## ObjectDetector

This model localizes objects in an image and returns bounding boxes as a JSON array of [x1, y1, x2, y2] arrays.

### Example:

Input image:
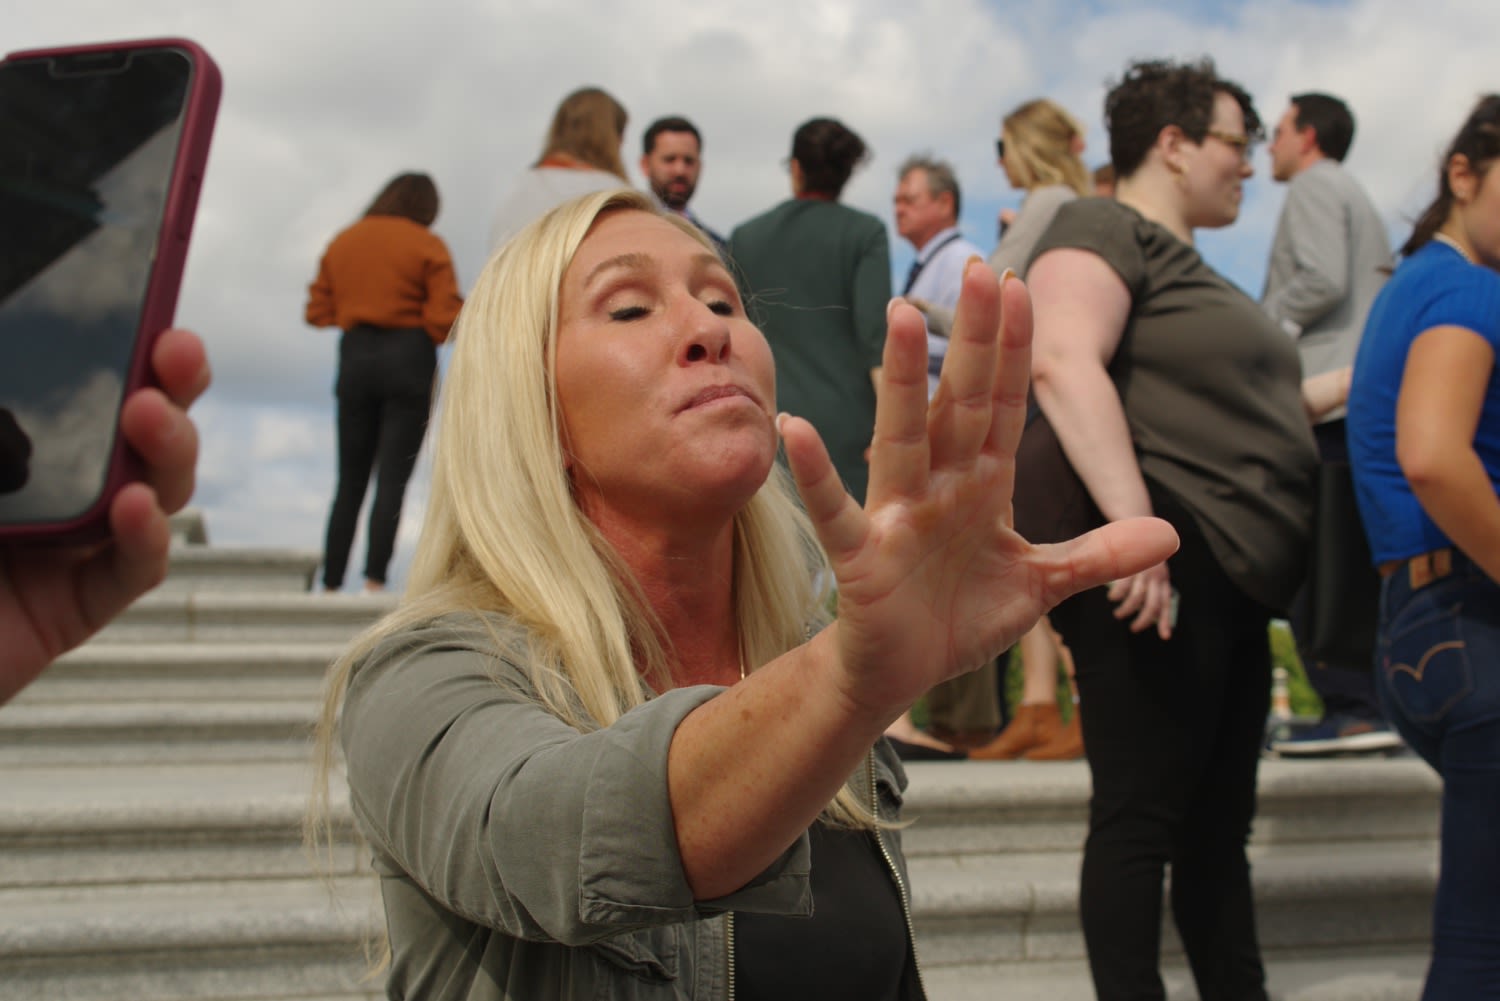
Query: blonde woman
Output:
[[991, 98, 1093, 276], [310, 189, 1174, 1000], [914, 98, 1091, 347], [967, 98, 1096, 761]]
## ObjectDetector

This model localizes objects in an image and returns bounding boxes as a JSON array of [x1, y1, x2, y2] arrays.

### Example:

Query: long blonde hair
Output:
[[310, 189, 872, 863], [1002, 98, 1091, 196]]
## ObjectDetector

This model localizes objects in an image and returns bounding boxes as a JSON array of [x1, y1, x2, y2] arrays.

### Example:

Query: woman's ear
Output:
[[1158, 124, 1188, 175], [1447, 153, 1478, 204]]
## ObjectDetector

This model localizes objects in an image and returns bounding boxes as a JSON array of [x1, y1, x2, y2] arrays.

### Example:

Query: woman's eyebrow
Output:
[[584, 253, 654, 288]]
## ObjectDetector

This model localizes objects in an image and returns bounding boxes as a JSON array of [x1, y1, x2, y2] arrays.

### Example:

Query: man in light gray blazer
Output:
[[1262, 92, 1397, 757]]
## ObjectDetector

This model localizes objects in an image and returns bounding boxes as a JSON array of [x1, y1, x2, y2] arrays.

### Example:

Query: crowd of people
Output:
[[4, 52, 1496, 1001]]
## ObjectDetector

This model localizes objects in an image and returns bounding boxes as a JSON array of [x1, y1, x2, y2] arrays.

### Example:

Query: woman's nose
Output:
[[680, 300, 731, 365]]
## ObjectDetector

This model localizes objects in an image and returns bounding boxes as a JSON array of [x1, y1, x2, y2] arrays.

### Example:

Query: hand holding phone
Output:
[[0, 325, 210, 705], [0, 37, 220, 542]]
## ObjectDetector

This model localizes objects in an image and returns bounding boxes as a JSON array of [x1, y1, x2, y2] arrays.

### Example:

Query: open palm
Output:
[[781, 267, 1177, 718]]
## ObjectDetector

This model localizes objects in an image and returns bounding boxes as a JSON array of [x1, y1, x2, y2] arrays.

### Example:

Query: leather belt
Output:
[[1377, 547, 1454, 589]]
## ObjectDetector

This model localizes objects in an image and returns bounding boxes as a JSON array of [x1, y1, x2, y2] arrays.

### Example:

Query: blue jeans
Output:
[[1375, 550, 1500, 1000]]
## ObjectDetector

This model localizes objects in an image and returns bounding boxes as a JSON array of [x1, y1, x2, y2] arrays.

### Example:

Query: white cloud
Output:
[[11, 0, 1498, 585]]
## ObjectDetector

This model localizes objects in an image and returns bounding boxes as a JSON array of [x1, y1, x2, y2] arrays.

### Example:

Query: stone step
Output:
[[908, 842, 1436, 972], [0, 876, 381, 1001], [15, 643, 341, 705], [159, 545, 322, 595], [0, 849, 1431, 1001], [0, 757, 1439, 887], [899, 758, 1441, 856], [0, 700, 321, 765], [99, 592, 395, 644], [922, 947, 1429, 1001], [0, 762, 360, 889]]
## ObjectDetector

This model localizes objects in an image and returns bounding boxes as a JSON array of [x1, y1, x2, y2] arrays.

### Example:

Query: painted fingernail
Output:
[[962, 255, 985, 279], [775, 412, 788, 436], [886, 296, 906, 321], [997, 267, 1016, 285]]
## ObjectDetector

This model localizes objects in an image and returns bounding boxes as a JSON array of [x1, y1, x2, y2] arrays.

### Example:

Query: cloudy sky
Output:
[[12, 0, 1498, 588]]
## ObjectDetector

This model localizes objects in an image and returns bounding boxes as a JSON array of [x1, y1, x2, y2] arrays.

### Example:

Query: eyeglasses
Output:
[[995, 138, 1005, 160], [1205, 129, 1254, 162]]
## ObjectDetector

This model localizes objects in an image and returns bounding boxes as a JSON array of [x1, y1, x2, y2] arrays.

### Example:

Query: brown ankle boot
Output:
[[968, 703, 1062, 760], [1024, 709, 1084, 761]]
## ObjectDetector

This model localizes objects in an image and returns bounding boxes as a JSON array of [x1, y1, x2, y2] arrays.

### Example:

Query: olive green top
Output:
[[729, 198, 891, 504], [339, 612, 916, 1000], [1033, 198, 1317, 610]]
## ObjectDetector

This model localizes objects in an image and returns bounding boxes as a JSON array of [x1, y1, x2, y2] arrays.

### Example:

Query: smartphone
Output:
[[0, 37, 220, 542]]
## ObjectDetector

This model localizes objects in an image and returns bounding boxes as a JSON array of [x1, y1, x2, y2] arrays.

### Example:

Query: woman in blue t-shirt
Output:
[[1346, 94, 1500, 1001]]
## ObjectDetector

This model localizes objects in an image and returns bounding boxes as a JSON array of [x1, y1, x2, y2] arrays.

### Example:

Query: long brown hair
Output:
[[537, 87, 629, 180], [364, 172, 439, 226], [1401, 94, 1500, 258]]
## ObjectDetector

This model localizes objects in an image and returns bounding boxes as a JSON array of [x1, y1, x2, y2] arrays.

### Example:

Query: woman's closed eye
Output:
[[608, 304, 650, 322], [706, 299, 735, 317]]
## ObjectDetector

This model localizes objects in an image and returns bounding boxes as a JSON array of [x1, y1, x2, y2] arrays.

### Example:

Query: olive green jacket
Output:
[[340, 613, 920, 1000]]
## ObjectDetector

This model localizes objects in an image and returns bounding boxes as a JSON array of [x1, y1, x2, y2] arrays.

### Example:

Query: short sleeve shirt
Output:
[[1347, 240, 1500, 563], [1031, 198, 1317, 609]]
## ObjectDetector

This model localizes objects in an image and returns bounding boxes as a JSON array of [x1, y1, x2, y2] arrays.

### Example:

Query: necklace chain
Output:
[[1434, 232, 1475, 264]]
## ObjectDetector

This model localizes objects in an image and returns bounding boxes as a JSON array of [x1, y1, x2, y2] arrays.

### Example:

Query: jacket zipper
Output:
[[725, 910, 736, 1001], [869, 749, 927, 999], [725, 753, 920, 1000]]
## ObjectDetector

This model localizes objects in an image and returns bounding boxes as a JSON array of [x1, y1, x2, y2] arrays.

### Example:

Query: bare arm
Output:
[[1026, 248, 1175, 638], [668, 266, 1179, 898], [1395, 325, 1500, 581]]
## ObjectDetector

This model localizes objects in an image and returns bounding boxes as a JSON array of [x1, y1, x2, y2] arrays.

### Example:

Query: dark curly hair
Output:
[[791, 117, 869, 198], [1401, 94, 1500, 257], [1104, 58, 1262, 180]]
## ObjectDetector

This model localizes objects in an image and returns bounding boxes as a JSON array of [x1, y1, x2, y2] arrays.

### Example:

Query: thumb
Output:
[[1033, 517, 1178, 609]]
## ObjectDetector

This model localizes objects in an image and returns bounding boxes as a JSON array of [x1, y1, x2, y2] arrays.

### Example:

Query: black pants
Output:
[[1050, 496, 1271, 1001], [322, 325, 435, 589], [1287, 420, 1382, 718]]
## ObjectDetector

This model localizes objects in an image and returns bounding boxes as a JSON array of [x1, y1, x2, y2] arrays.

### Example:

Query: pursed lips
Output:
[[679, 383, 758, 412]]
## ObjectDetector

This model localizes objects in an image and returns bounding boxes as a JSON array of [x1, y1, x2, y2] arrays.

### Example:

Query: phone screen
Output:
[[0, 46, 194, 524]]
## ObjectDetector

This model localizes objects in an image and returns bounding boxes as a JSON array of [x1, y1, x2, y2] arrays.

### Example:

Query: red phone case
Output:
[[0, 37, 221, 543]]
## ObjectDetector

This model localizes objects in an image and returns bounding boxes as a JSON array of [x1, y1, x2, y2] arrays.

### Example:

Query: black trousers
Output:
[[322, 325, 435, 589], [1287, 420, 1382, 718], [1049, 495, 1272, 1001]]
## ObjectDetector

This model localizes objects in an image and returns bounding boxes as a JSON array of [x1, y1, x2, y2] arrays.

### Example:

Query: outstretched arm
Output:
[[667, 263, 1178, 898], [0, 328, 210, 703]]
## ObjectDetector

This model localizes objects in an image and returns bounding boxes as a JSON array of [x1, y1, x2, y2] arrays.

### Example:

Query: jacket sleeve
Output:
[[421, 237, 465, 345], [1262, 171, 1349, 332], [341, 632, 813, 947], [305, 251, 338, 328]]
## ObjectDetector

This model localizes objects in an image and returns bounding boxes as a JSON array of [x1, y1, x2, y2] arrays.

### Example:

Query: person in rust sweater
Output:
[[306, 172, 462, 593]]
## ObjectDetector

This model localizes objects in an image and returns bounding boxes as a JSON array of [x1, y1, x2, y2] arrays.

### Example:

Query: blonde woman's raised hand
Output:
[[779, 264, 1177, 720]]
